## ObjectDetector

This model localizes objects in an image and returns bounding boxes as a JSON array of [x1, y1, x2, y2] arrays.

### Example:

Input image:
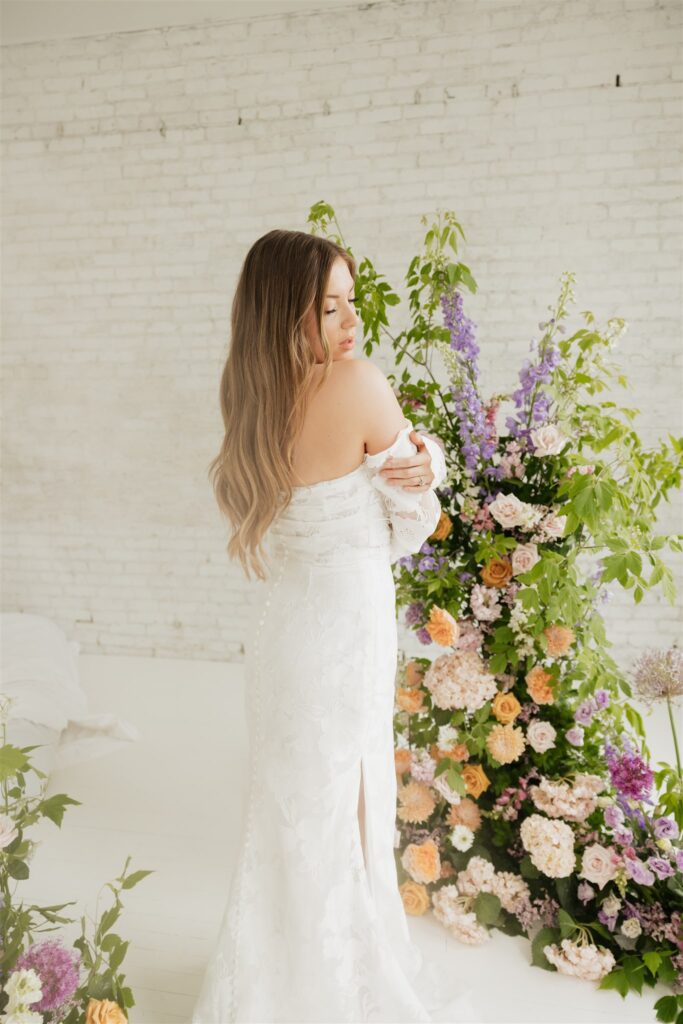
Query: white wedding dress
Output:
[[192, 419, 451, 1024]]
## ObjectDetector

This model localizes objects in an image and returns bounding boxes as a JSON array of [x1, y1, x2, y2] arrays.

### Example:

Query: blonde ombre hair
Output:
[[207, 229, 357, 582]]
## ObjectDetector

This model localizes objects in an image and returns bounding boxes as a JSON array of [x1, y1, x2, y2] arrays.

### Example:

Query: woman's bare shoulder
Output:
[[341, 359, 407, 453]]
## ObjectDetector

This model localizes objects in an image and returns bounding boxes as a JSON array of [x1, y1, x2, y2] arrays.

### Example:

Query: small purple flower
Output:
[[613, 827, 634, 847], [604, 738, 654, 802], [15, 939, 81, 1012], [604, 804, 625, 829], [647, 856, 675, 880], [594, 688, 610, 710], [597, 908, 618, 932], [676, 849, 683, 872], [404, 602, 425, 626], [577, 881, 595, 903], [416, 627, 432, 645], [654, 817, 678, 840], [574, 700, 595, 726], [624, 857, 656, 887], [566, 725, 584, 747]]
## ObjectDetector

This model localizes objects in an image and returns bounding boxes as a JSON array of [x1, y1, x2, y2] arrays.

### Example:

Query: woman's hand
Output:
[[378, 429, 436, 492]]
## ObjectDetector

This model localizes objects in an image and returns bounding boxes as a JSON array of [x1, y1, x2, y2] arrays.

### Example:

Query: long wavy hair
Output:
[[207, 229, 357, 582]]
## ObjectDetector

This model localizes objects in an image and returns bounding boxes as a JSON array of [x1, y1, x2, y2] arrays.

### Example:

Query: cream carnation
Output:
[[431, 885, 490, 945]]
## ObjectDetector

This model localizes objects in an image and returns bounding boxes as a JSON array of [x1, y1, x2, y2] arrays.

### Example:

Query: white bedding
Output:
[[1, 612, 139, 774]]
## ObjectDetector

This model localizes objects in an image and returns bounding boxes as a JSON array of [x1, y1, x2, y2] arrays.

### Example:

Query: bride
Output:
[[192, 229, 449, 1023]]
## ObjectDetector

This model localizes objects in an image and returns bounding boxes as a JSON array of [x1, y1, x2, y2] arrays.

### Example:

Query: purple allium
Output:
[[647, 856, 675, 880], [632, 645, 683, 705], [566, 725, 584, 746], [604, 738, 654, 802], [15, 939, 81, 1012], [654, 816, 678, 840], [404, 601, 426, 626]]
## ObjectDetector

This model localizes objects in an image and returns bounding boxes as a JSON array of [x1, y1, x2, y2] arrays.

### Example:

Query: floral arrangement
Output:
[[0, 694, 152, 1022], [308, 203, 683, 1020]]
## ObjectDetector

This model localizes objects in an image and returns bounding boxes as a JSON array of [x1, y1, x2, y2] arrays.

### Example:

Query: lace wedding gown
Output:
[[192, 419, 450, 1024]]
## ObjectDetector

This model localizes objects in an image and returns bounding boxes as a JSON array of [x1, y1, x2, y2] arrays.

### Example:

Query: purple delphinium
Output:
[[505, 332, 562, 449], [440, 288, 497, 479], [15, 939, 81, 1012], [604, 737, 654, 802]]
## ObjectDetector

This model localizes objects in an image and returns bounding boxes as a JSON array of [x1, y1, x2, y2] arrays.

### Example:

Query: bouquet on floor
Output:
[[0, 693, 152, 1023], [307, 203, 683, 1017]]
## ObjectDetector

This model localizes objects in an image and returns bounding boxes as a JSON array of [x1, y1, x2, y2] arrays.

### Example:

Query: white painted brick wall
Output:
[[2, 0, 681, 673]]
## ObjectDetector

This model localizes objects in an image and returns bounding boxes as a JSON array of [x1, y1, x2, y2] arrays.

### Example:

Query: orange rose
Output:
[[430, 509, 453, 541], [399, 879, 431, 915], [425, 605, 460, 647], [461, 763, 490, 799], [525, 665, 555, 705], [543, 624, 575, 657], [429, 741, 469, 763], [396, 688, 425, 713], [401, 838, 441, 884], [491, 690, 521, 724], [404, 660, 425, 688], [86, 1000, 128, 1024], [480, 557, 513, 588], [394, 748, 412, 775]]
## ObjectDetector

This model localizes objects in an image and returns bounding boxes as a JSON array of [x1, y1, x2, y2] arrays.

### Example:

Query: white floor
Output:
[[16, 654, 672, 1024]]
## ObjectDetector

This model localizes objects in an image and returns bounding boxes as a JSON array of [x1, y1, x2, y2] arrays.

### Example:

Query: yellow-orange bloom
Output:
[[425, 605, 460, 647], [399, 879, 431, 915], [461, 763, 491, 799], [492, 690, 521, 724], [430, 509, 453, 541], [543, 624, 576, 657], [446, 797, 482, 832], [397, 780, 437, 823], [396, 688, 426, 713], [403, 660, 425, 688], [526, 665, 556, 705], [429, 741, 469, 763], [86, 1001, 128, 1024], [394, 748, 412, 775], [480, 556, 513, 589], [402, 839, 441, 884], [486, 723, 526, 765]]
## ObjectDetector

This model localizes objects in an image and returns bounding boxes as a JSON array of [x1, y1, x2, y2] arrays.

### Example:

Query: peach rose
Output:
[[396, 688, 425, 713], [394, 748, 412, 775], [461, 763, 490, 799], [86, 1000, 128, 1024], [491, 690, 521, 724], [430, 509, 453, 541], [543, 624, 575, 657], [425, 606, 460, 647], [401, 839, 441, 884], [480, 557, 513, 589], [399, 879, 431, 915], [429, 742, 469, 763], [511, 542, 540, 577], [526, 665, 555, 705], [404, 660, 425, 688]]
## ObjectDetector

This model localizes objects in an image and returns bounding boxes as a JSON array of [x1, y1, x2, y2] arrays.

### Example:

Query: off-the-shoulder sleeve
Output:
[[365, 419, 447, 563]]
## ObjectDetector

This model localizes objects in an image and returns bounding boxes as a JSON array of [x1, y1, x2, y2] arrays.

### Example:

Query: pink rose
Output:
[[488, 493, 541, 531], [578, 843, 620, 889], [530, 424, 567, 456], [526, 719, 557, 754], [511, 542, 540, 577]]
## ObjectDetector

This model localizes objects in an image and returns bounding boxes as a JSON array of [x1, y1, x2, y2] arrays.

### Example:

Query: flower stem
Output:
[[666, 695, 682, 785]]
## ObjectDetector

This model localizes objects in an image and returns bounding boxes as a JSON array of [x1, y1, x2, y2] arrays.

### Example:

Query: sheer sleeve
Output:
[[364, 419, 447, 563]]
